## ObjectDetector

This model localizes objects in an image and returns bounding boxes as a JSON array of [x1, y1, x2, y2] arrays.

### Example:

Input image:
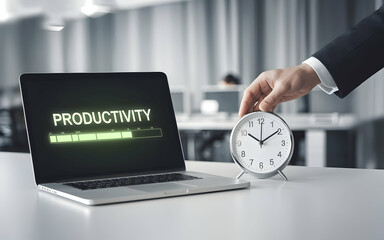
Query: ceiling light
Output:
[[43, 24, 64, 31], [42, 16, 64, 31], [81, 0, 113, 18], [0, 0, 12, 22]]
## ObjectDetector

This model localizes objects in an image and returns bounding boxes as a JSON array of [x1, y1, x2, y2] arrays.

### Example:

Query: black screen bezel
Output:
[[20, 72, 186, 185]]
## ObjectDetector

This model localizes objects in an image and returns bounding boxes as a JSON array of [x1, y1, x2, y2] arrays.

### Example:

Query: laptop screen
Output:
[[20, 72, 185, 184]]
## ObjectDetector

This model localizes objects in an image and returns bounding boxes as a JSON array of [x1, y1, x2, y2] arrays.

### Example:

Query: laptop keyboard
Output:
[[64, 173, 201, 190]]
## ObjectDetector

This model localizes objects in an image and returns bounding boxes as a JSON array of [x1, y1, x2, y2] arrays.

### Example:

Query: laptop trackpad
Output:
[[129, 182, 197, 193]]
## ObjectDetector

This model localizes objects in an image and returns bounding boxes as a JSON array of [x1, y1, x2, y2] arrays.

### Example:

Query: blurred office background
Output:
[[0, 0, 383, 168]]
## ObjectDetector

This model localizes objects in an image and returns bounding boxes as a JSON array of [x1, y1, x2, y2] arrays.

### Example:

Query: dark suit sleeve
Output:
[[313, 5, 384, 98]]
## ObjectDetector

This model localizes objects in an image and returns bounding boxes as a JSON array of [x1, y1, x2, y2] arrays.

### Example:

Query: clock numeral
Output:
[[281, 140, 285, 146], [250, 159, 254, 165], [270, 159, 274, 165], [248, 121, 254, 128], [259, 162, 264, 169], [277, 128, 282, 135], [241, 151, 246, 157], [278, 151, 282, 158], [271, 121, 274, 128], [237, 140, 241, 147], [241, 130, 247, 136], [258, 118, 265, 125]]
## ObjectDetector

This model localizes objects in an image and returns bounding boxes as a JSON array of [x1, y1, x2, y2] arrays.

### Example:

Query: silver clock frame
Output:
[[230, 111, 294, 181]]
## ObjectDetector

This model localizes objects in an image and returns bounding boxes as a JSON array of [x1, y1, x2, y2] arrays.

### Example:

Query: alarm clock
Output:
[[230, 111, 294, 180]]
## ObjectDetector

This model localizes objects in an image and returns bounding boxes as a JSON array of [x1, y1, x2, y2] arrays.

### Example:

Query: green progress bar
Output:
[[49, 128, 162, 144]]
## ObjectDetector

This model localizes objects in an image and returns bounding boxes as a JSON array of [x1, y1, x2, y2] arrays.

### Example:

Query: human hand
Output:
[[239, 64, 321, 116]]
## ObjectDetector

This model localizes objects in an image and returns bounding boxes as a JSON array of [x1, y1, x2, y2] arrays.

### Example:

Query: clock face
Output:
[[230, 112, 294, 178]]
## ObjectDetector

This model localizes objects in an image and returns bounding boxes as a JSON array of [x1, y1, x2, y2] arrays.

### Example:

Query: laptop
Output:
[[19, 72, 249, 205]]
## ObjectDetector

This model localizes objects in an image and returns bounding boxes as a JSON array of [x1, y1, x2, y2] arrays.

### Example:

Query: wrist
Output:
[[302, 57, 339, 94], [300, 63, 321, 87]]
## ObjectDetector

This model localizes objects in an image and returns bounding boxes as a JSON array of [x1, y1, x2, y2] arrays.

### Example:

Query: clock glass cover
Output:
[[230, 111, 294, 179]]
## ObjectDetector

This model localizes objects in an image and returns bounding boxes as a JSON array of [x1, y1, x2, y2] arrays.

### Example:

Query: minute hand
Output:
[[262, 130, 279, 143]]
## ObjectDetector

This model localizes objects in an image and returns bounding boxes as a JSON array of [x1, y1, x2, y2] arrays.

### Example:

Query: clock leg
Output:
[[236, 170, 246, 179], [278, 170, 288, 181]]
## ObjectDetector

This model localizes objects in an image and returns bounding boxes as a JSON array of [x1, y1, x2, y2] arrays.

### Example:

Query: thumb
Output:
[[259, 86, 286, 112]]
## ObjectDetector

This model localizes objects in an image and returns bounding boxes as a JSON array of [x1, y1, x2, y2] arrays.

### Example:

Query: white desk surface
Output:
[[1, 152, 384, 240]]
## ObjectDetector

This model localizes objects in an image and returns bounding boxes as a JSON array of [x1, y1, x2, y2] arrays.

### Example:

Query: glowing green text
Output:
[[52, 109, 151, 127]]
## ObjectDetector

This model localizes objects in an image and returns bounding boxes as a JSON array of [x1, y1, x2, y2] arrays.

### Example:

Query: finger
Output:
[[253, 95, 265, 111], [238, 85, 260, 117], [259, 84, 288, 112], [238, 73, 267, 116], [255, 98, 277, 112], [258, 96, 278, 112]]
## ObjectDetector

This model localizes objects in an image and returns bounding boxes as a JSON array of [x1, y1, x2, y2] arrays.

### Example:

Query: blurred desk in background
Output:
[[177, 113, 356, 168]]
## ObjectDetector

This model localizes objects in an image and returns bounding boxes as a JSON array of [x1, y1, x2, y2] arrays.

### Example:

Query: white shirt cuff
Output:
[[303, 57, 339, 94]]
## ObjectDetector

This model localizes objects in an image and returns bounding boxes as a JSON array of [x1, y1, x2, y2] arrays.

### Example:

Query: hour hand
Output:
[[248, 133, 260, 142]]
